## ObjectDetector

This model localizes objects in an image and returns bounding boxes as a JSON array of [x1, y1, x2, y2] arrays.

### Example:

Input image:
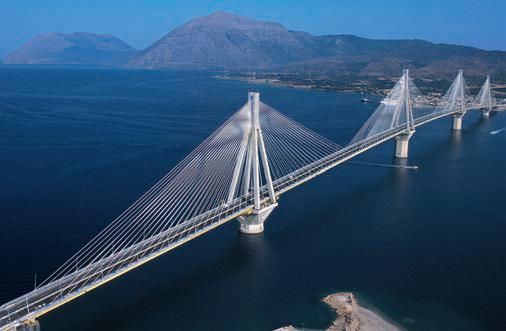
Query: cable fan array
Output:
[[32, 99, 341, 303], [431, 70, 471, 115], [349, 70, 422, 145], [260, 102, 342, 182], [472, 76, 495, 109]]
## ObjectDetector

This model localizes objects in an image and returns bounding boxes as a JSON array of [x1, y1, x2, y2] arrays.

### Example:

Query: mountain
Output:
[[3, 12, 506, 78], [129, 11, 506, 78], [3, 32, 135, 66], [128, 11, 323, 70]]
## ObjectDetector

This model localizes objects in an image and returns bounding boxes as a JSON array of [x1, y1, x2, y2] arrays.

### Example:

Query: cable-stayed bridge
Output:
[[1, 70, 504, 330]]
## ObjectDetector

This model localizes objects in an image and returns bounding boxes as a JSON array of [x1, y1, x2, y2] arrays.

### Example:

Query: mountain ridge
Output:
[[127, 11, 506, 78], [4, 11, 506, 78]]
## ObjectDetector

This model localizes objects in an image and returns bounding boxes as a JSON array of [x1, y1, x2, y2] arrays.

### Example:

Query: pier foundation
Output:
[[481, 108, 491, 117], [452, 113, 465, 130], [238, 203, 277, 234], [394, 132, 413, 158]]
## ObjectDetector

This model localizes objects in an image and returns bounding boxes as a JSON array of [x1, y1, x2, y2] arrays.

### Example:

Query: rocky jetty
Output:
[[323, 293, 361, 331], [275, 292, 401, 331]]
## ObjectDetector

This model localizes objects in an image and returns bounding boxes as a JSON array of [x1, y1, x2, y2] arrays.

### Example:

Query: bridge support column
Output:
[[394, 132, 413, 158], [16, 320, 40, 331], [235, 92, 278, 234], [481, 108, 492, 117], [238, 203, 277, 234], [452, 113, 465, 130]]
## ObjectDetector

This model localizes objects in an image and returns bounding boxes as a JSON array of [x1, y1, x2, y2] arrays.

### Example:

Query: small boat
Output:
[[361, 98, 372, 103]]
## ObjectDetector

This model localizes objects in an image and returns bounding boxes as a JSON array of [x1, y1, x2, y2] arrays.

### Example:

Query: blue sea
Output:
[[0, 68, 505, 330]]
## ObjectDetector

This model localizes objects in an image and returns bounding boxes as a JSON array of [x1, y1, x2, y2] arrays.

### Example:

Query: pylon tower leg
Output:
[[235, 92, 278, 234]]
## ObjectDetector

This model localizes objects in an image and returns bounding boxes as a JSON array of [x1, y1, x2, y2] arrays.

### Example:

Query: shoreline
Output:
[[214, 75, 388, 96], [216, 74, 506, 100], [275, 292, 401, 331]]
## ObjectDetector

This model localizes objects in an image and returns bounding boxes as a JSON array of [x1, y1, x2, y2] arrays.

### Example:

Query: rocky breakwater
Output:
[[275, 292, 401, 331], [323, 292, 361, 331]]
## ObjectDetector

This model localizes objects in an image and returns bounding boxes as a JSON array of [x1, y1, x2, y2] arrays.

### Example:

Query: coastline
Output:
[[275, 292, 401, 331], [216, 74, 506, 100], [214, 75, 389, 96]]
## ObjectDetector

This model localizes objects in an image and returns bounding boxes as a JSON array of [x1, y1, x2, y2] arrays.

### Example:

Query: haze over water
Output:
[[0, 68, 505, 330]]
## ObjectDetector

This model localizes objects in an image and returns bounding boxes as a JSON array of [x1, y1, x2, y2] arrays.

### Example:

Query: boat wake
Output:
[[490, 127, 506, 135], [350, 161, 419, 170]]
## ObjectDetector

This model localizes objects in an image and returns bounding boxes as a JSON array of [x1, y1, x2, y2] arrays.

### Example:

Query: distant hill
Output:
[[128, 11, 506, 78], [3, 32, 135, 66]]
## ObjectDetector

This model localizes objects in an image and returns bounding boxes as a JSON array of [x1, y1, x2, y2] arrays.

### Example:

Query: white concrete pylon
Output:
[[403, 69, 415, 133], [237, 92, 277, 233], [452, 69, 467, 131], [477, 75, 494, 117], [393, 69, 415, 158]]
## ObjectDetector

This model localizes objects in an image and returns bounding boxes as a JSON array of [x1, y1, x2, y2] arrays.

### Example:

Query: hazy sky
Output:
[[2, 0, 505, 58]]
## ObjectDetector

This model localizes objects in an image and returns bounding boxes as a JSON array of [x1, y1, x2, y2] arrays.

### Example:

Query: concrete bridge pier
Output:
[[481, 108, 492, 117], [16, 320, 40, 331], [452, 112, 465, 130], [394, 132, 413, 158], [238, 203, 277, 234]]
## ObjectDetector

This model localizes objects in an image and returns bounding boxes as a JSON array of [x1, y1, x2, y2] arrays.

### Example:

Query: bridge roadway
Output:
[[2, 104, 492, 330]]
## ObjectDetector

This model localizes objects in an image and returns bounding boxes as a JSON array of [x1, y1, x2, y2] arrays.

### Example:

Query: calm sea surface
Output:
[[0, 68, 505, 330]]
